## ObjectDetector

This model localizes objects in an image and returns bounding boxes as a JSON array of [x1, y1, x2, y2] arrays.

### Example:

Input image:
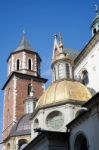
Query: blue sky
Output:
[[0, 0, 98, 147]]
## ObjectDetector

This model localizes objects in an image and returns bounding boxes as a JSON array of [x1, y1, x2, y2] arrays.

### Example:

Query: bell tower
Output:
[[2, 32, 47, 140]]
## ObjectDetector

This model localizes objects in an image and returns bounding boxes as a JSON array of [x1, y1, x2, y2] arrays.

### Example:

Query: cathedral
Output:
[[2, 6, 99, 150]]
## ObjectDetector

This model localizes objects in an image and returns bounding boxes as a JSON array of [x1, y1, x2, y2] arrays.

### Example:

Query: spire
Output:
[[52, 34, 60, 60], [30, 79, 35, 97], [15, 31, 34, 51], [59, 33, 64, 51]]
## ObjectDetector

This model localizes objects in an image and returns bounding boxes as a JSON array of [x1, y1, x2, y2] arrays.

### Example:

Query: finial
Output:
[[94, 4, 99, 16], [30, 79, 35, 97], [59, 32, 63, 49]]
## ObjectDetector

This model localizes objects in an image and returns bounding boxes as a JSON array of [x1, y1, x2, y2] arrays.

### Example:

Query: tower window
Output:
[[82, 70, 89, 85], [17, 59, 20, 70], [66, 64, 70, 78], [28, 84, 31, 95], [58, 64, 63, 79], [28, 59, 32, 70]]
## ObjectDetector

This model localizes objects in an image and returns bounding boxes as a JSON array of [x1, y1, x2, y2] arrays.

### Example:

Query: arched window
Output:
[[18, 139, 27, 150], [6, 143, 10, 150], [66, 63, 70, 78], [46, 111, 64, 130], [74, 133, 88, 150], [34, 118, 39, 129], [28, 84, 31, 95], [26, 101, 32, 113], [82, 70, 89, 85], [17, 59, 20, 70], [28, 59, 32, 70], [58, 64, 63, 79]]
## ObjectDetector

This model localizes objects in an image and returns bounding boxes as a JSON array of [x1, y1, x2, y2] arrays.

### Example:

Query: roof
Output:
[[15, 32, 35, 52], [36, 79, 91, 108], [10, 114, 31, 136], [63, 48, 79, 60]]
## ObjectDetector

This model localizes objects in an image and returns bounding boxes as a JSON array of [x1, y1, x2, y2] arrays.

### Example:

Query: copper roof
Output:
[[10, 114, 31, 136]]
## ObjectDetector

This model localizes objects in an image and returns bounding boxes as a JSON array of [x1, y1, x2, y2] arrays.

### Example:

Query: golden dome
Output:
[[36, 80, 91, 108]]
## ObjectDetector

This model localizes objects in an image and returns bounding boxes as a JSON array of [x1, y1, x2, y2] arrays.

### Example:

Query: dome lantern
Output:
[[51, 33, 73, 82]]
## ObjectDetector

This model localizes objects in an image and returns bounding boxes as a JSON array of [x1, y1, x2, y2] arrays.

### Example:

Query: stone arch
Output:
[[34, 118, 39, 129], [46, 110, 64, 130], [74, 132, 89, 150], [81, 69, 89, 85], [18, 139, 28, 150], [6, 143, 10, 150]]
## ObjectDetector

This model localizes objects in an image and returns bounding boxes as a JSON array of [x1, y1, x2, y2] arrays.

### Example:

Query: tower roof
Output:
[[15, 31, 34, 51]]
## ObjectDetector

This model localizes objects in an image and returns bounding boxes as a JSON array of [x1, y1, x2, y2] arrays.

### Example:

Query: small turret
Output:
[[91, 4, 99, 36]]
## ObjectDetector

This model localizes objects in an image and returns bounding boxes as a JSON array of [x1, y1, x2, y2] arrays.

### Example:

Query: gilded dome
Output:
[[36, 80, 91, 108]]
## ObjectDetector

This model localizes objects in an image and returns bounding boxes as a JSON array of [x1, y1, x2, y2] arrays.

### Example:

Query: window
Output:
[[27, 102, 32, 113], [6, 143, 10, 150], [58, 64, 63, 79], [28, 59, 32, 70], [18, 139, 27, 150], [82, 70, 89, 85], [66, 63, 70, 78], [46, 111, 64, 130], [17, 59, 20, 70], [74, 133, 88, 150], [34, 118, 39, 128], [28, 84, 31, 95]]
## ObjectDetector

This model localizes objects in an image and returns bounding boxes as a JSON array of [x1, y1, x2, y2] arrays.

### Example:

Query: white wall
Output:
[[31, 103, 81, 139], [74, 41, 99, 94]]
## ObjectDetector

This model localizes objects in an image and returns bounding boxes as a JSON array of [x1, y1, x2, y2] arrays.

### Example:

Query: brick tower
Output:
[[2, 32, 47, 140]]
